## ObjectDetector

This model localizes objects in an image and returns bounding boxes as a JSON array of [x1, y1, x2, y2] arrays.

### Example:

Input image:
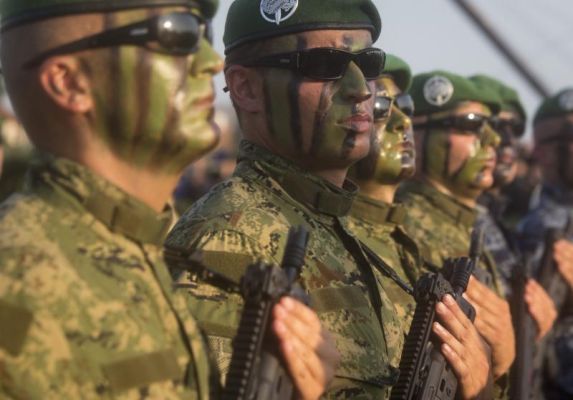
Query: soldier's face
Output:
[[492, 110, 520, 187], [534, 114, 573, 188], [422, 101, 500, 198], [257, 29, 375, 171], [371, 76, 415, 184], [88, 6, 223, 172]]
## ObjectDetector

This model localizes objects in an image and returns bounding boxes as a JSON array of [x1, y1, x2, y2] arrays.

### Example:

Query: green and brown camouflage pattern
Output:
[[395, 180, 509, 399], [0, 156, 214, 399], [166, 141, 404, 399], [348, 194, 429, 338]]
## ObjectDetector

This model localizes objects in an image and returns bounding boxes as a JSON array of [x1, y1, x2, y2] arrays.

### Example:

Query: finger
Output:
[[433, 321, 464, 356], [435, 297, 471, 343], [273, 301, 322, 349], [441, 343, 470, 383], [274, 318, 326, 395]]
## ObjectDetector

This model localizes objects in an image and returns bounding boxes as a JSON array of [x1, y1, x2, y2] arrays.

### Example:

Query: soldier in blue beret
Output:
[[519, 88, 573, 399], [0, 0, 337, 398]]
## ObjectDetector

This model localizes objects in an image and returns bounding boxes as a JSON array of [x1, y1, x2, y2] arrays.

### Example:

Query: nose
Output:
[[388, 105, 412, 135], [481, 123, 501, 148], [190, 38, 224, 76], [338, 61, 372, 103]]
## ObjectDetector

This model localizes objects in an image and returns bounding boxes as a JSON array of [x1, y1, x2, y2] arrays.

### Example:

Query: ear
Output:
[[38, 56, 94, 114], [224, 65, 264, 113]]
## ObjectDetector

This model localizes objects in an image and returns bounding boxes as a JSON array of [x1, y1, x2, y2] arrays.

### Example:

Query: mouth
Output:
[[191, 95, 216, 112], [338, 113, 373, 133]]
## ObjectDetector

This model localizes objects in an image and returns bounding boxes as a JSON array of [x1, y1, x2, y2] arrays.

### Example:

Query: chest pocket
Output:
[[101, 349, 183, 393], [310, 285, 399, 391]]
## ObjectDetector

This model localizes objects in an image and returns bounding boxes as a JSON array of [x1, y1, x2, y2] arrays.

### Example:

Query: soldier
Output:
[[519, 88, 573, 399], [471, 75, 557, 334], [0, 0, 337, 398], [396, 71, 516, 398], [347, 56, 492, 398], [165, 0, 418, 397]]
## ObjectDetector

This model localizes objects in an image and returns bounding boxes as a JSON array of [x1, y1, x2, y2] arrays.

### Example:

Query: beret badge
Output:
[[424, 75, 454, 107], [558, 90, 573, 112], [260, 0, 299, 25]]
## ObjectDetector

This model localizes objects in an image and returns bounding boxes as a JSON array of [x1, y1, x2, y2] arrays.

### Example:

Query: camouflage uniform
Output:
[[396, 180, 509, 399], [347, 194, 426, 335], [166, 141, 404, 399], [519, 185, 573, 399], [0, 157, 214, 399], [475, 193, 520, 298]]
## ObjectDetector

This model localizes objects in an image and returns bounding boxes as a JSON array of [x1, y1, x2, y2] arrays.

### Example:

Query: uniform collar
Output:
[[351, 193, 407, 225], [400, 180, 477, 228], [236, 141, 357, 217], [27, 155, 173, 245]]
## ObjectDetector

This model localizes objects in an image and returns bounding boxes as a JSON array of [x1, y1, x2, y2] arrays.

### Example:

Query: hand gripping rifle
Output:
[[536, 216, 573, 312], [390, 228, 483, 400], [509, 252, 536, 400], [222, 226, 310, 400]]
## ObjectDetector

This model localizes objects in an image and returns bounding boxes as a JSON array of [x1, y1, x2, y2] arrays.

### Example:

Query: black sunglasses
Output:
[[374, 93, 415, 120], [489, 116, 525, 137], [415, 113, 490, 134], [24, 12, 209, 68], [239, 47, 386, 81]]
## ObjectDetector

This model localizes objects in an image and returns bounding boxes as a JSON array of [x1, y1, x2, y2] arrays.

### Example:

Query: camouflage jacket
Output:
[[519, 185, 573, 398], [166, 141, 404, 399], [347, 194, 425, 335], [396, 181, 505, 296], [396, 180, 509, 399], [0, 157, 213, 400]]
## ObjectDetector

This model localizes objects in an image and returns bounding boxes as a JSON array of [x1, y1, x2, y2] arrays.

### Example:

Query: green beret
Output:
[[409, 70, 502, 116], [0, 0, 218, 30], [223, 0, 381, 54], [382, 54, 412, 92], [470, 74, 526, 123], [534, 88, 573, 124]]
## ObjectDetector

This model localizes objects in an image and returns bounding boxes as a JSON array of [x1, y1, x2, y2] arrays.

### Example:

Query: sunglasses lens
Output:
[[157, 13, 202, 54], [457, 114, 486, 132], [374, 96, 392, 120], [355, 49, 384, 79], [300, 49, 347, 80], [396, 94, 414, 117]]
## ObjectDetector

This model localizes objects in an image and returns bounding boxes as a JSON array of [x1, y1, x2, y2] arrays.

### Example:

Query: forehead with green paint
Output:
[[419, 100, 500, 199], [85, 6, 222, 172], [256, 29, 375, 171]]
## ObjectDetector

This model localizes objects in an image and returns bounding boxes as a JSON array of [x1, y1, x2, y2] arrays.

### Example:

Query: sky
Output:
[[210, 0, 573, 141]]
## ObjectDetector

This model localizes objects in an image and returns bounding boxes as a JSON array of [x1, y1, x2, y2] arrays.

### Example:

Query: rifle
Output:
[[390, 228, 483, 400], [222, 226, 310, 400], [536, 217, 573, 312], [509, 253, 536, 400]]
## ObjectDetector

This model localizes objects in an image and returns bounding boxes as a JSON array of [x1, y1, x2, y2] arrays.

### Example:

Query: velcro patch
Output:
[[0, 300, 33, 356]]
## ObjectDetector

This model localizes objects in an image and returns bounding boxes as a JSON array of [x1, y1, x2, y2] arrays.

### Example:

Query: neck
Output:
[[424, 176, 477, 208], [357, 180, 395, 203], [66, 141, 179, 213], [309, 168, 348, 188]]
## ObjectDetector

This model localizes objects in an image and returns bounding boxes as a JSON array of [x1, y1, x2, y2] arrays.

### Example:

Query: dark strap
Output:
[[359, 242, 414, 296]]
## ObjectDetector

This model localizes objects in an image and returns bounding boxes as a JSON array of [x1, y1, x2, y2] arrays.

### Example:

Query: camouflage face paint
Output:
[[260, 30, 373, 169], [370, 77, 415, 184], [87, 7, 222, 173]]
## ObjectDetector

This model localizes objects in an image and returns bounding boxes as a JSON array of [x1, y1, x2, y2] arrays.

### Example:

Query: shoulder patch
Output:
[[424, 75, 454, 107]]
